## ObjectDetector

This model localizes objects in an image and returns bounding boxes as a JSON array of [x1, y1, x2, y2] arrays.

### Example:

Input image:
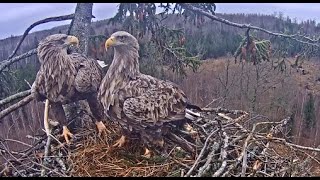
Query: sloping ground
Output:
[[1, 107, 320, 177], [166, 57, 320, 147]]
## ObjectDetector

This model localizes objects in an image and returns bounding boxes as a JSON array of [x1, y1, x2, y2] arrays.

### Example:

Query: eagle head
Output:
[[39, 34, 79, 50], [37, 34, 80, 63], [105, 31, 139, 51]]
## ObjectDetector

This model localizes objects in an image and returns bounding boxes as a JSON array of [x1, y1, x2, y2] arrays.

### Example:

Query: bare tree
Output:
[[63, 3, 95, 129]]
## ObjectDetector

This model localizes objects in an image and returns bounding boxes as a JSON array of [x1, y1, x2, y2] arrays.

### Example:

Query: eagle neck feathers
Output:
[[99, 46, 140, 111]]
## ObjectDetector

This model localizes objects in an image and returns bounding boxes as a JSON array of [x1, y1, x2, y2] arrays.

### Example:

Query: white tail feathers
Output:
[[97, 60, 108, 68], [185, 109, 201, 121]]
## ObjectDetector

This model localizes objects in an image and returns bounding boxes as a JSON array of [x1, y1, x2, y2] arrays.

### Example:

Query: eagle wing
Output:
[[31, 68, 46, 101], [70, 53, 103, 93], [117, 74, 188, 128], [31, 56, 77, 103]]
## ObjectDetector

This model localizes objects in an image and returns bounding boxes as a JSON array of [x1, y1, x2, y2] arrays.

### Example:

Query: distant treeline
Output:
[[174, 13, 320, 59], [1, 12, 320, 98]]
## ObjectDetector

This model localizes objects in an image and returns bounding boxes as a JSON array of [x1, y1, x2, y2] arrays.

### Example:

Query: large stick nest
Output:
[[1, 107, 319, 177]]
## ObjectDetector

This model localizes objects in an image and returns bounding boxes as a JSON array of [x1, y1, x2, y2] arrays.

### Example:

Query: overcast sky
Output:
[[0, 3, 320, 40]]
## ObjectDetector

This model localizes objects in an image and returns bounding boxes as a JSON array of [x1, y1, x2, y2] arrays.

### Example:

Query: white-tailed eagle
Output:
[[98, 31, 200, 156], [31, 34, 108, 143]]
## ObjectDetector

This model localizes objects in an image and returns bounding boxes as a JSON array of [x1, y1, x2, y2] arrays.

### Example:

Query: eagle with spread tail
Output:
[[98, 31, 200, 157], [31, 34, 108, 143]]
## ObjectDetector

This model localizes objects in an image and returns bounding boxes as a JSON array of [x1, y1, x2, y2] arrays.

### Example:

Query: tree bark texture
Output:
[[68, 3, 93, 55], [64, 3, 94, 128]]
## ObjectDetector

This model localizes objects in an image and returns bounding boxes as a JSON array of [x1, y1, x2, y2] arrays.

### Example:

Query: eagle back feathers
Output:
[[122, 75, 188, 126], [70, 53, 103, 93]]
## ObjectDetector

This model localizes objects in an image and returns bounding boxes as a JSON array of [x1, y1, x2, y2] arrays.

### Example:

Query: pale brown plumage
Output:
[[31, 34, 107, 143], [98, 31, 199, 154]]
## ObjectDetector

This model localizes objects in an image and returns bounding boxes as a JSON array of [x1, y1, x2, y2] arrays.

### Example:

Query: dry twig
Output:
[[0, 90, 31, 107], [0, 95, 33, 120]]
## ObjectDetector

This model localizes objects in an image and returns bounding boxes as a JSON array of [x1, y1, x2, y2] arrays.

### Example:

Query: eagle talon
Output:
[[184, 123, 198, 139], [112, 135, 126, 148], [95, 121, 110, 136], [62, 126, 74, 144], [142, 148, 152, 158]]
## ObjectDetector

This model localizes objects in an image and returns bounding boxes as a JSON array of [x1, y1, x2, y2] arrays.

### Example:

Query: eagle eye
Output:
[[118, 35, 126, 41]]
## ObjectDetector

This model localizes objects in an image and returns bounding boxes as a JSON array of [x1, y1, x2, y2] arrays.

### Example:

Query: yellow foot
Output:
[[184, 123, 197, 134], [184, 123, 198, 139], [95, 121, 110, 136], [62, 126, 74, 144], [112, 135, 126, 148], [48, 119, 59, 127], [142, 148, 152, 158]]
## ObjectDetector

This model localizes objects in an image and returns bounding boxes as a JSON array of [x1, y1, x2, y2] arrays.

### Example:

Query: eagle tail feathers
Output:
[[185, 108, 201, 121]]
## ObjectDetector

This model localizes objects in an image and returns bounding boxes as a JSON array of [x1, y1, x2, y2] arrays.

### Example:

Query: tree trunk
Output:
[[64, 3, 94, 129], [68, 3, 93, 55]]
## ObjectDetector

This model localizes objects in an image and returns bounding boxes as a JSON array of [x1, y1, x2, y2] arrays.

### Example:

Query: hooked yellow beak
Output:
[[66, 35, 79, 47], [105, 36, 116, 50]]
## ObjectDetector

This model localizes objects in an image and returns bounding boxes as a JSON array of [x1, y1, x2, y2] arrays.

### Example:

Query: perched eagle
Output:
[[31, 34, 108, 143], [98, 31, 200, 156]]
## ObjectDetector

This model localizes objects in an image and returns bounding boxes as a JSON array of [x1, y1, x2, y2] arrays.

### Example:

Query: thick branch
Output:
[[0, 49, 37, 73], [212, 131, 229, 177], [0, 89, 31, 107], [8, 14, 75, 60], [0, 95, 33, 120], [41, 135, 52, 177], [185, 128, 219, 177], [196, 142, 219, 177], [180, 3, 320, 47]]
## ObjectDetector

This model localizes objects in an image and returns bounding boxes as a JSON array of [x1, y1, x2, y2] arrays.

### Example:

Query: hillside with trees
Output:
[[1, 12, 320, 96], [1, 3, 320, 177]]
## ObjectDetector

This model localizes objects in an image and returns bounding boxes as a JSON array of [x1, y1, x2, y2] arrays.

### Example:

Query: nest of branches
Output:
[[1, 107, 320, 177]]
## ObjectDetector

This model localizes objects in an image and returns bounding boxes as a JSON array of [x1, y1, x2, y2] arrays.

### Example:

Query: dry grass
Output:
[[69, 123, 194, 177]]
